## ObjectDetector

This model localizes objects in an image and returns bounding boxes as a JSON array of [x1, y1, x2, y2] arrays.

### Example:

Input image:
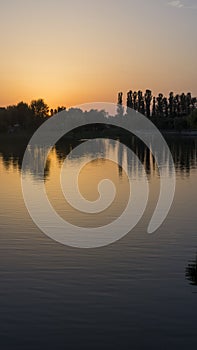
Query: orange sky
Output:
[[0, 0, 196, 109]]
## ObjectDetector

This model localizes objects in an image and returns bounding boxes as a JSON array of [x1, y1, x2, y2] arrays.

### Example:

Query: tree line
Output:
[[0, 99, 66, 133], [118, 90, 197, 130], [0, 90, 197, 134]]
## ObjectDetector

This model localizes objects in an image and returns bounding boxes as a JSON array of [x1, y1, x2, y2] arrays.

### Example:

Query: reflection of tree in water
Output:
[[169, 136, 197, 176], [125, 135, 197, 177], [55, 139, 81, 164], [22, 146, 51, 181], [0, 137, 51, 180], [0, 137, 28, 170], [54, 135, 159, 179], [55, 136, 162, 180], [186, 254, 197, 286], [0, 133, 197, 180], [52, 135, 197, 182]]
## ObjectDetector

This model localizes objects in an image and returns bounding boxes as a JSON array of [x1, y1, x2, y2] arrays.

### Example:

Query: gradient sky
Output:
[[0, 0, 196, 108]]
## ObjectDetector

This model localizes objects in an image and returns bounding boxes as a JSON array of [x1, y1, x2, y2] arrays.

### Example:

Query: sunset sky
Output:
[[0, 0, 196, 108]]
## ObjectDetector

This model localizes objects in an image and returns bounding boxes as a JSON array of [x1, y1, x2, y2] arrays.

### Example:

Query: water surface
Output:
[[0, 135, 197, 350]]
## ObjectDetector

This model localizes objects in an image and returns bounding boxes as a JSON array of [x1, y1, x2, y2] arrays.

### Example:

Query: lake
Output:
[[0, 135, 197, 349]]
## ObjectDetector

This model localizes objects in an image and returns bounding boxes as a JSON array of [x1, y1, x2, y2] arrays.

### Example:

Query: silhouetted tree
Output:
[[186, 93, 192, 115], [118, 92, 123, 105], [133, 91, 137, 110], [57, 106, 66, 113], [30, 99, 49, 119], [180, 93, 186, 115], [127, 90, 133, 110], [163, 97, 168, 117], [156, 93, 164, 117], [169, 92, 174, 117], [16, 102, 33, 129], [191, 97, 197, 110], [137, 90, 142, 112], [174, 94, 181, 117], [0, 107, 7, 132], [152, 96, 156, 117], [145, 89, 152, 118], [141, 98, 145, 115], [117, 92, 124, 117]]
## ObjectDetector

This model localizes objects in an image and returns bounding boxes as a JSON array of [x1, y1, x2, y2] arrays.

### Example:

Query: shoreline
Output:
[[0, 129, 197, 142], [161, 130, 197, 136]]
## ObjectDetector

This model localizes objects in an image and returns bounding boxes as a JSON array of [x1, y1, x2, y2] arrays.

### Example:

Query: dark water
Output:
[[0, 135, 197, 350]]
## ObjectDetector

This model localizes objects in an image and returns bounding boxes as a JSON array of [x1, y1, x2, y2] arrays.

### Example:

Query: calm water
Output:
[[0, 135, 197, 350]]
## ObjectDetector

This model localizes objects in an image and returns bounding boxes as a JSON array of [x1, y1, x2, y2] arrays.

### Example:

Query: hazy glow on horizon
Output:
[[0, 0, 196, 108]]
